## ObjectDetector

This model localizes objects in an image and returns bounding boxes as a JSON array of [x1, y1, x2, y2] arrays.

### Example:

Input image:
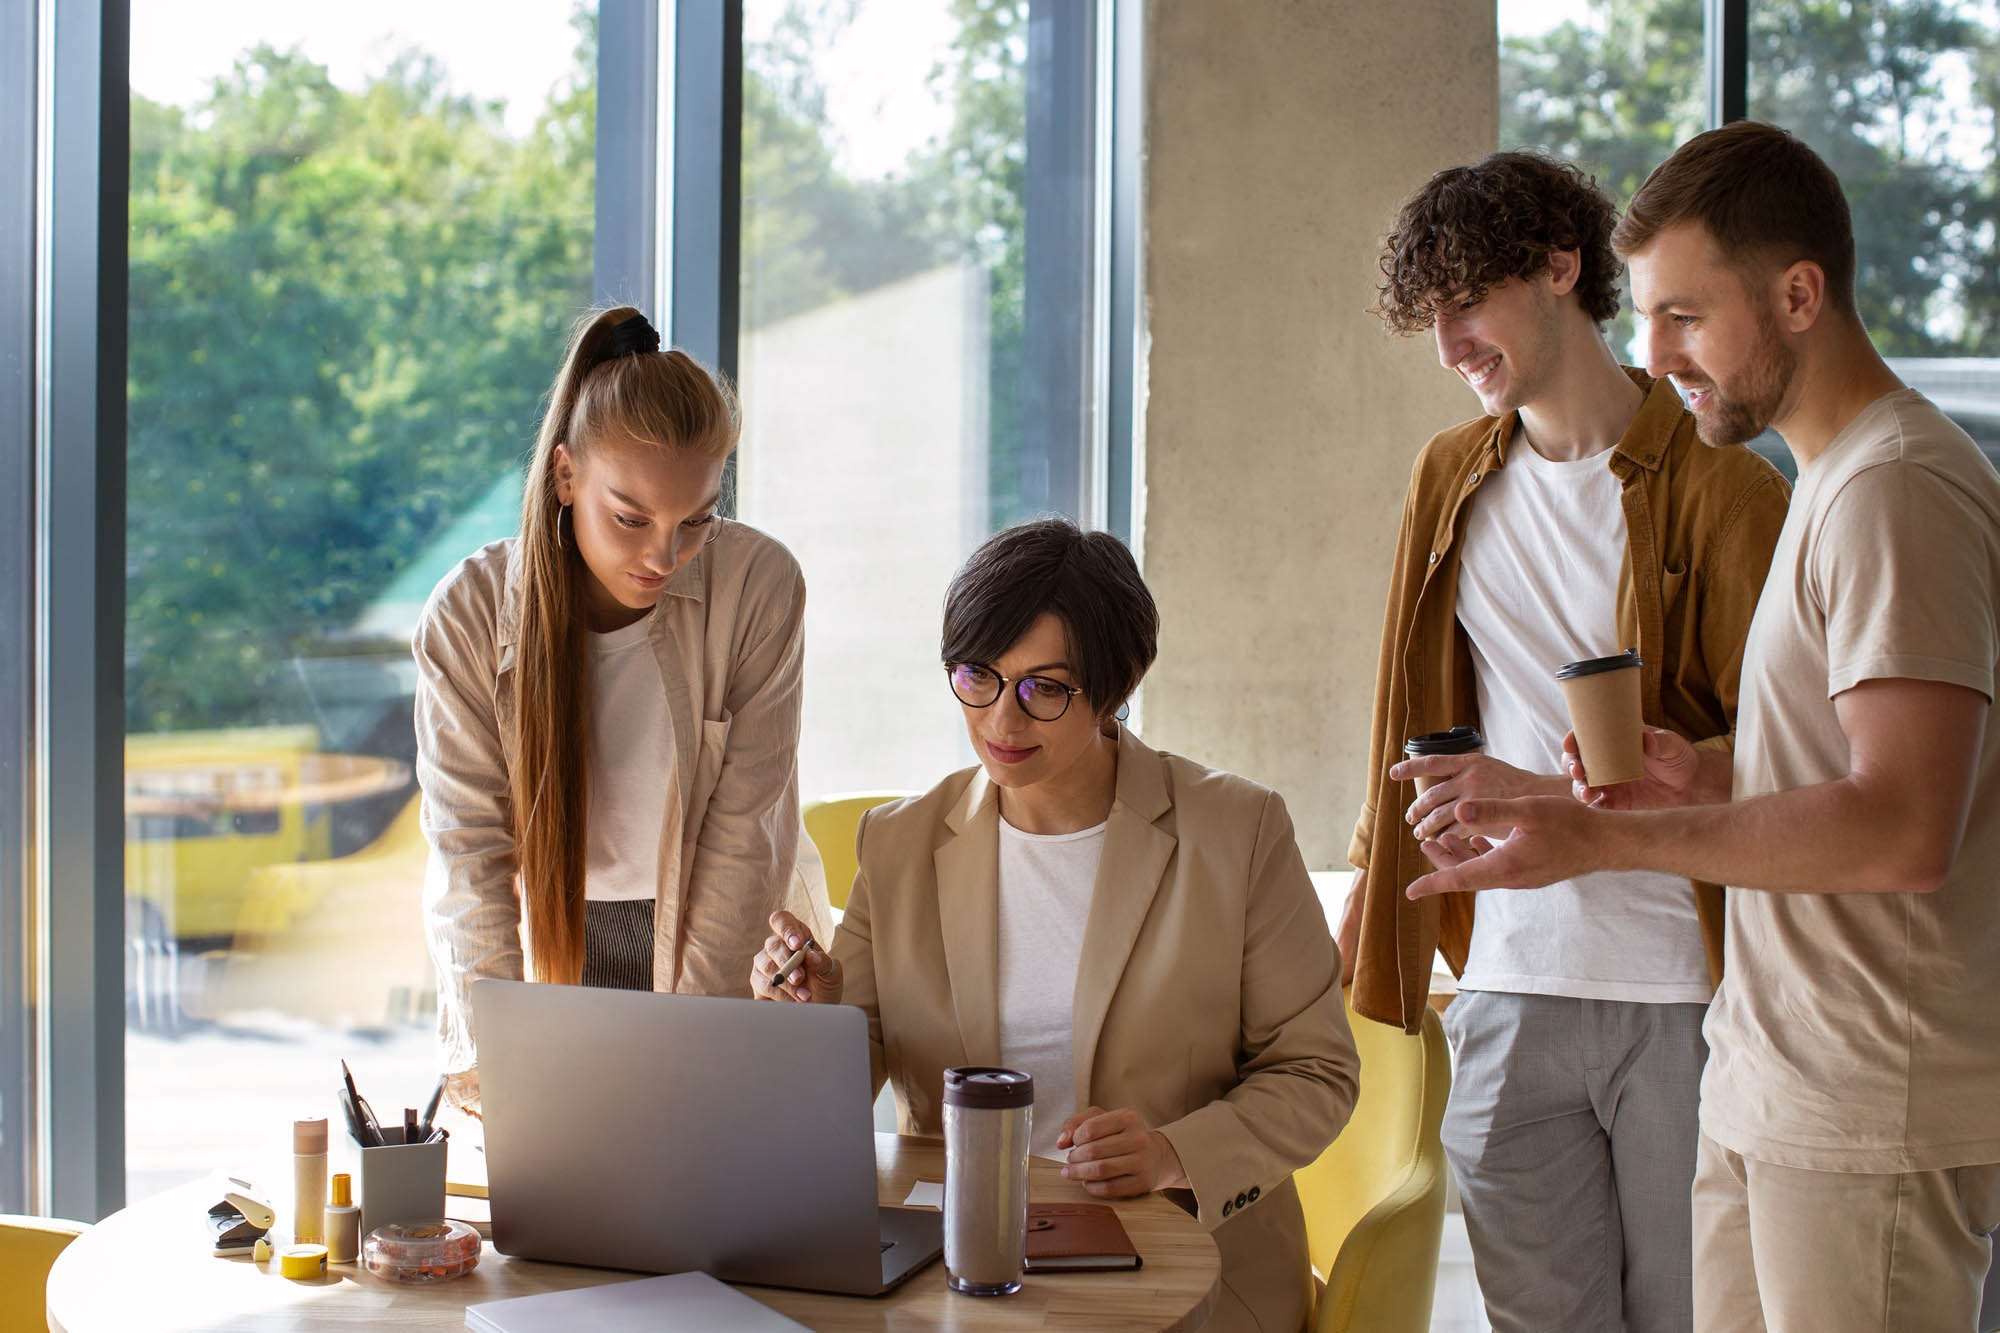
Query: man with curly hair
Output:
[[1339, 151, 1789, 1332]]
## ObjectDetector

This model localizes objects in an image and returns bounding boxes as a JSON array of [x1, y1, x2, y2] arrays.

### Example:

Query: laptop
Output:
[[471, 979, 943, 1295]]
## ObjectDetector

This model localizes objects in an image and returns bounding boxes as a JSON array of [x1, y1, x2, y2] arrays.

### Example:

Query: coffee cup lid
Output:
[[1404, 726, 1485, 757], [1556, 649, 1642, 680], [943, 1067, 1034, 1109]]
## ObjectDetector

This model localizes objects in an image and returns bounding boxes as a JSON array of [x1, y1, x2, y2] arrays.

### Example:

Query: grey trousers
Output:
[[1440, 989, 1708, 1333]]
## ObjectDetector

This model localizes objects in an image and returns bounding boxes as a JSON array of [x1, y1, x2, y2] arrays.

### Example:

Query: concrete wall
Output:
[[1138, 1, 1498, 867]]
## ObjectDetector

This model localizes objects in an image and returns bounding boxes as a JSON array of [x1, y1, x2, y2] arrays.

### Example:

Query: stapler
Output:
[[208, 1176, 276, 1258]]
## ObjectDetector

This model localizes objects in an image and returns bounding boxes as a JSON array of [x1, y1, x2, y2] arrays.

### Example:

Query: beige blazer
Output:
[[834, 726, 1359, 1333], [414, 526, 832, 1072]]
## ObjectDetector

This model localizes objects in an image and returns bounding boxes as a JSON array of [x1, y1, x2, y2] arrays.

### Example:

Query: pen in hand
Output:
[[770, 936, 819, 994]]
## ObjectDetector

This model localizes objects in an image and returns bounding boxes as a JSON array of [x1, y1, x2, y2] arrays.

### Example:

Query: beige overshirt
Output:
[[414, 525, 832, 1073]]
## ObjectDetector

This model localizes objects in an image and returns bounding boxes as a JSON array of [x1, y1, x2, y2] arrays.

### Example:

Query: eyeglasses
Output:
[[946, 662, 1084, 723]]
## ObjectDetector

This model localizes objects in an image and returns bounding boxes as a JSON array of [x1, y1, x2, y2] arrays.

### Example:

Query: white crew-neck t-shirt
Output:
[[582, 615, 679, 902], [1452, 439, 1711, 1002], [995, 816, 1105, 1159]]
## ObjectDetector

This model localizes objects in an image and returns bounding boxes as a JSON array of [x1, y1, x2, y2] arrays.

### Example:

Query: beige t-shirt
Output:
[[1701, 389, 2000, 1173]]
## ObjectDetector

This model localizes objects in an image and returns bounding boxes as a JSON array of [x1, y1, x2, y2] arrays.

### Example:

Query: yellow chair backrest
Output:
[[802, 792, 912, 910], [0, 1214, 87, 1333], [1296, 992, 1453, 1333]]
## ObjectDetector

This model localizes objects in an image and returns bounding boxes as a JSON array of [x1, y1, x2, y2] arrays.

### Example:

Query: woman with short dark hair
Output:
[[752, 518, 1359, 1333]]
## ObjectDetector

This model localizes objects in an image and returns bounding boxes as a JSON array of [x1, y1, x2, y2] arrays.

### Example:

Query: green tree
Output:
[[127, 28, 595, 732], [1502, 0, 1999, 358]]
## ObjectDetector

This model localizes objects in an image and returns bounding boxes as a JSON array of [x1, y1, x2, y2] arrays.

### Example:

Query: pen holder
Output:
[[357, 1129, 447, 1239]]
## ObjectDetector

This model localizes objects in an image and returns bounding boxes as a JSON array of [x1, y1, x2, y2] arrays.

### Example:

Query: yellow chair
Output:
[[1296, 992, 1453, 1333], [802, 792, 912, 910], [0, 1214, 87, 1333]]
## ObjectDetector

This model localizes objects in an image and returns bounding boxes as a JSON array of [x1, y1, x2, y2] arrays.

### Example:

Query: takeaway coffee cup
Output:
[[1402, 727, 1486, 794], [1557, 649, 1645, 787]]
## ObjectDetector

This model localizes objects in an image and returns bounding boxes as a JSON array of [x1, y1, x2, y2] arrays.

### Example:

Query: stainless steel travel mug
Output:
[[942, 1066, 1034, 1296]]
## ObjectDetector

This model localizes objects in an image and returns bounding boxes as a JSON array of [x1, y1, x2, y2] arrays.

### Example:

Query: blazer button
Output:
[[1235, 1192, 1249, 1210], [1221, 1199, 1234, 1218], [1248, 1186, 1260, 1203]]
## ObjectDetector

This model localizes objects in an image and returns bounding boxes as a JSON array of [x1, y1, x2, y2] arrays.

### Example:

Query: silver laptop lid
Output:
[[473, 980, 884, 1292]]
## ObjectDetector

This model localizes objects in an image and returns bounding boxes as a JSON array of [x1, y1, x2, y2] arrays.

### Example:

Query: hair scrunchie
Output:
[[601, 312, 662, 363]]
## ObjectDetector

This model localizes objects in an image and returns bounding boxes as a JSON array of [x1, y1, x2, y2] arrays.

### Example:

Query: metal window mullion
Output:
[[35, 0, 128, 1223], [1706, 0, 1748, 126], [1103, 0, 1142, 547], [594, 0, 661, 311], [663, 0, 741, 513], [665, 0, 741, 385]]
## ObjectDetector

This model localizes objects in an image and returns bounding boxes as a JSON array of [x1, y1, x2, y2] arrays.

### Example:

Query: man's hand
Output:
[[1336, 867, 1364, 986], [1405, 795, 1608, 899], [1392, 752, 1557, 864], [1057, 1107, 1188, 1198], [1566, 727, 1712, 810]]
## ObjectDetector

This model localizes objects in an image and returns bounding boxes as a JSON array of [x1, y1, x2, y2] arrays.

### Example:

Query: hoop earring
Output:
[[557, 503, 572, 548]]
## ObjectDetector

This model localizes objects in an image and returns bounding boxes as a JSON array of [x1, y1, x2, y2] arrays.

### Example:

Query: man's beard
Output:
[[1690, 310, 1795, 447]]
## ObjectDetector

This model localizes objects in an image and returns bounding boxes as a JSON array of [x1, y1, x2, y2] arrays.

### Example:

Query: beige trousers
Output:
[[1692, 1132, 2000, 1332]]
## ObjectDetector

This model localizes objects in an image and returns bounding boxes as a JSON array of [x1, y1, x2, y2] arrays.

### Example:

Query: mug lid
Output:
[[1556, 648, 1642, 680], [944, 1066, 1034, 1109], [1403, 726, 1485, 756]]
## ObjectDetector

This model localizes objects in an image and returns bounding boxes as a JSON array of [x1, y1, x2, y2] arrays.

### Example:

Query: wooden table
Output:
[[46, 1135, 1220, 1331]]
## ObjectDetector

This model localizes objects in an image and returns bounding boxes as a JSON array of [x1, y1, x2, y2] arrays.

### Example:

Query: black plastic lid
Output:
[[1556, 649, 1642, 680], [1403, 726, 1485, 757], [943, 1067, 1034, 1109]]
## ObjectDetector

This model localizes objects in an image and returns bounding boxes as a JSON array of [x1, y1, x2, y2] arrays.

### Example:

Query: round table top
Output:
[[46, 1134, 1220, 1331]]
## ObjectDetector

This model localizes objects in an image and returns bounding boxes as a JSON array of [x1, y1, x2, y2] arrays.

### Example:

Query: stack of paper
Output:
[[464, 1272, 808, 1332]]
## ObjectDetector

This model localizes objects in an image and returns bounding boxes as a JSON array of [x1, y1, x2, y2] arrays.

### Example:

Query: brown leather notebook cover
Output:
[[1024, 1202, 1143, 1271]]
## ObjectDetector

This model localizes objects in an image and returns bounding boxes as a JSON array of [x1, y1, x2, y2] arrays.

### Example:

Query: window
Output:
[[1751, 0, 2000, 476], [123, 1, 597, 1204], [1500, 0, 1706, 358], [734, 0, 1116, 801]]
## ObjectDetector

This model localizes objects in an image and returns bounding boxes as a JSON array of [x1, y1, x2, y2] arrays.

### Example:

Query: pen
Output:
[[418, 1074, 447, 1140], [769, 936, 818, 993], [404, 1108, 419, 1145], [341, 1060, 385, 1147]]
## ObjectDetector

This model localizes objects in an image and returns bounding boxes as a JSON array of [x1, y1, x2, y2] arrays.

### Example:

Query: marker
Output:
[[770, 936, 819, 994]]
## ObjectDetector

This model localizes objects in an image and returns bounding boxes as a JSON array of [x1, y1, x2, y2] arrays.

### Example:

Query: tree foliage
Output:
[[1502, 0, 1999, 356]]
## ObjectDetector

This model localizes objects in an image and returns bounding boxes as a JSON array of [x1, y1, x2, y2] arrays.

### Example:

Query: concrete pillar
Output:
[[1137, 1, 1498, 867]]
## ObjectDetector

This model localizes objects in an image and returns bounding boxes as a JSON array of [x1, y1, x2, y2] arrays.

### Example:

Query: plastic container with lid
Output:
[[360, 1219, 481, 1283]]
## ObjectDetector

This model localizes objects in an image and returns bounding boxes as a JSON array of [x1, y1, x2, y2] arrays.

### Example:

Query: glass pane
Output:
[[125, 3, 596, 1204], [1500, 0, 1707, 358], [736, 0, 1099, 800], [1750, 0, 2000, 479]]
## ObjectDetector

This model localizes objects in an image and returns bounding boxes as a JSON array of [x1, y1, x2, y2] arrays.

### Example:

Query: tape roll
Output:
[[279, 1243, 328, 1279]]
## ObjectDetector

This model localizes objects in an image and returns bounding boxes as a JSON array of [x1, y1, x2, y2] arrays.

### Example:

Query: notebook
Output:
[[1025, 1202, 1144, 1271], [463, 1271, 808, 1332]]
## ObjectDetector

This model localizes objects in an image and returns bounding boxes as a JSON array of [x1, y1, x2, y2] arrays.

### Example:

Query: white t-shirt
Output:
[[583, 616, 679, 902], [1453, 439, 1711, 1002], [995, 816, 1105, 1159]]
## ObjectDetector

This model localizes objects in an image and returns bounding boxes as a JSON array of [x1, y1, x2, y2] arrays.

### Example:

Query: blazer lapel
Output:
[[935, 770, 1002, 1068], [1071, 728, 1176, 1105]]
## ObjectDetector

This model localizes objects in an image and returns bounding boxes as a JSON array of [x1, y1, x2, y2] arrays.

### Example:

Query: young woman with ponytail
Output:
[[415, 307, 831, 1116]]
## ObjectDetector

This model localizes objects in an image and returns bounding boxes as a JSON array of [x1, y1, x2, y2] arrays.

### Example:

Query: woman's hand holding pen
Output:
[[753, 910, 843, 1004], [1057, 1107, 1188, 1198]]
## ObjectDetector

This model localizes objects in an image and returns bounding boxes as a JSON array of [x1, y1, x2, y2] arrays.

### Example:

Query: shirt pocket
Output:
[[686, 710, 734, 825]]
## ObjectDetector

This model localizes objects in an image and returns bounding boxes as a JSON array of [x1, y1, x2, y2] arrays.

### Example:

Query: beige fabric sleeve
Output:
[[1156, 790, 1362, 1230]]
